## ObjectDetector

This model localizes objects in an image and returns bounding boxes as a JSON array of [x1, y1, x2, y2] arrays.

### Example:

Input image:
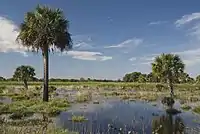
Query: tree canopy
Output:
[[13, 65, 36, 89], [152, 53, 185, 96]]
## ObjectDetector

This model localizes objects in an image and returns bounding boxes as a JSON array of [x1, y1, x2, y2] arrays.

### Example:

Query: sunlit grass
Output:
[[71, 115, 87, 122]]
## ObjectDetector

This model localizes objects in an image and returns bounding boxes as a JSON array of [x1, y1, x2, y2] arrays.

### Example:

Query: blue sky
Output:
[[1, 0, 200, 79]]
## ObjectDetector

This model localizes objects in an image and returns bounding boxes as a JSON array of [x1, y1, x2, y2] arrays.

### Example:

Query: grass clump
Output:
[[1, 99, 70, 117], [71, 115, 87, 122], [30, 99, 70, 117], [75, 91, 92, 103], [0, 120, 77, 134], [120, 95, 131, 100], [181, 105, 191, 111], [193, 106, 200, 114]]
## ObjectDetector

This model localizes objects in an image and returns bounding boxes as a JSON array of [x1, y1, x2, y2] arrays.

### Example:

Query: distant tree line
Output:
[[0, 74, 120, 83], [123, 71, 197, 83]]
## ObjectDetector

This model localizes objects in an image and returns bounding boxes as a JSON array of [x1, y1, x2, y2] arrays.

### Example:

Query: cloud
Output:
[[129, 57, 137, 61], [175, 48, 200, 66], [129, 47, 200, 69], [149, 21, 167, 25], [0, 16, 27, 55], [73, 42, 93, 50], [129, 55, 155, 67], [72, 35, 94, 50], [175, 12, 200, 27], [64, 50, 112, 61], [104, 38, 143, 48]]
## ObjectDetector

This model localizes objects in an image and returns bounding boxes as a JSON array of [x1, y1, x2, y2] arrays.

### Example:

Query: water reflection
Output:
[[57, 100, 200, 134], [152, 113, 185, 134]]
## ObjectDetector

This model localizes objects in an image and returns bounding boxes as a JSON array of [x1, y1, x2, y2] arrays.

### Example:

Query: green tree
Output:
[[123, 72, 142, 82], [146, 72, 160, 82], [17, 5, 72, 101], [13, 65, 36, 89], [0, 76, 6, 81], [138, 74, 147, 83], [152, 54, 185, 97], [80, 77, 85, 82], [196, 75, 200, 83]]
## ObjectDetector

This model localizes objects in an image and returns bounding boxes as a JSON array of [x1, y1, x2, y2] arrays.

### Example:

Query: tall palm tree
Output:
[[152, 54, 185, 97], [17, 5, 72, 101]]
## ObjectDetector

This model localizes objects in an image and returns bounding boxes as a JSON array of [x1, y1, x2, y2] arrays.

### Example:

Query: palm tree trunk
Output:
[[43, 48, 49, 102], [167, 76, 174, 98]]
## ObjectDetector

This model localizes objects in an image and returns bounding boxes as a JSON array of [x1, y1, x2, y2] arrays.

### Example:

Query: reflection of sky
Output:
[[57, 100, 200, 133]]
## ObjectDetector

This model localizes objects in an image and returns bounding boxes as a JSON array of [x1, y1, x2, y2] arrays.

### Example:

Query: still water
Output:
[[56, 99, 200, 134]]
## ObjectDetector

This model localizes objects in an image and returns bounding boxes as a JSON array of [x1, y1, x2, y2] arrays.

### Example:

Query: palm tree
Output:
[[152, 53, 185, 97], [17, 5, 72, 101]]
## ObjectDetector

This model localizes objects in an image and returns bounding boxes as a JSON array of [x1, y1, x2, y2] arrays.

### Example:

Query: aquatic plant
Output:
[[181, 105, 191, 111], [75, 91, 92, 103], [71, 115, 87, 122], [193, 106, 200, 114]]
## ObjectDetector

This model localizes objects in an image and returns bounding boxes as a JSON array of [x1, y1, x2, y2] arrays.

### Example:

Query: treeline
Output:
[[0, 76, 120, 82], [123, 72, 199, 83]]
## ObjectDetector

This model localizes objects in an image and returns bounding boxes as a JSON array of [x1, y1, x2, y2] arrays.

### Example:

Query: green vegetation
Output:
[[71, 115, 87, 122], [181, 105, 191, 111], [13, 65, 36, 90], [17, 4, 72, 102], [152, 54, 185, 97], [75, 91, 92, 103], [193, 106, 200, 114], [0, 118, 77, 134], [0, 99, 70, 117]]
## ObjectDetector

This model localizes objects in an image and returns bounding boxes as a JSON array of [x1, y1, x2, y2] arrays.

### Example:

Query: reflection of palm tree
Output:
[[152, 113, 185, 134]]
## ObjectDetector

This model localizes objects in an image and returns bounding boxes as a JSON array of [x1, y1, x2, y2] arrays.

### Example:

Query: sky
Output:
[[1, 0, 200, 79]]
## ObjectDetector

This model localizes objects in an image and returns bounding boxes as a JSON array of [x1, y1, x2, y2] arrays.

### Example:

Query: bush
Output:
[[161, 97, 175, 107]]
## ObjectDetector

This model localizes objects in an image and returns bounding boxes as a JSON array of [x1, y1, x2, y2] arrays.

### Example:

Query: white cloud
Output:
[[73, 42, 93, 49], [104, 38, 143, 48], [129, 57, 137, 61], [149, 21, 167, 25], [64, 50, 112, 61], [175, 12, 200, 27], [174, 48, 200, 66], [0, 16, 27, 55]]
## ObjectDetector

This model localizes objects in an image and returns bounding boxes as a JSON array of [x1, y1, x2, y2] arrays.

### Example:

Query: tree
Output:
[[17, 5, 72, 101], [138, 74, 147, 83], [152, 54, 185, 97], [146, 72, 160, 82], [80, 77, 85, 82], [13, 65, 36, 89], [196, 75, 200, 83], [123, 72, 142, 82], [0, 76, 6, 81]]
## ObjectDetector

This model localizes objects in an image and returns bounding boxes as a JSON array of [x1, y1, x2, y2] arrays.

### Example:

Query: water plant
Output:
[[71, 115, 87, 122]]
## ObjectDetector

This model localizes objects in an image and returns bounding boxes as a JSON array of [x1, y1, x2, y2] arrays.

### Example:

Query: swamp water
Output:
[[56, 99, 200, 134]]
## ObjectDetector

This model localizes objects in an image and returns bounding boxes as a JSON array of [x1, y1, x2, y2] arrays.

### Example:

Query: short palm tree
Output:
[[152, 53, 185, 97], [17, 5, 72, 101]]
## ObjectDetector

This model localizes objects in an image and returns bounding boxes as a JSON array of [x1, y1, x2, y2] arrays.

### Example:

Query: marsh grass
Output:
[[71, 115, 87, 122], [75, 91, 92, 103], [193, 106, 200, 114], [181, 105, 192, 111], [0, 99, 70, 117], [0, 117, 77, 134]]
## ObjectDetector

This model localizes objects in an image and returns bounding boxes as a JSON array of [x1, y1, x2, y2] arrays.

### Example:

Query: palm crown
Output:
[[17, 5, 72, 53]]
